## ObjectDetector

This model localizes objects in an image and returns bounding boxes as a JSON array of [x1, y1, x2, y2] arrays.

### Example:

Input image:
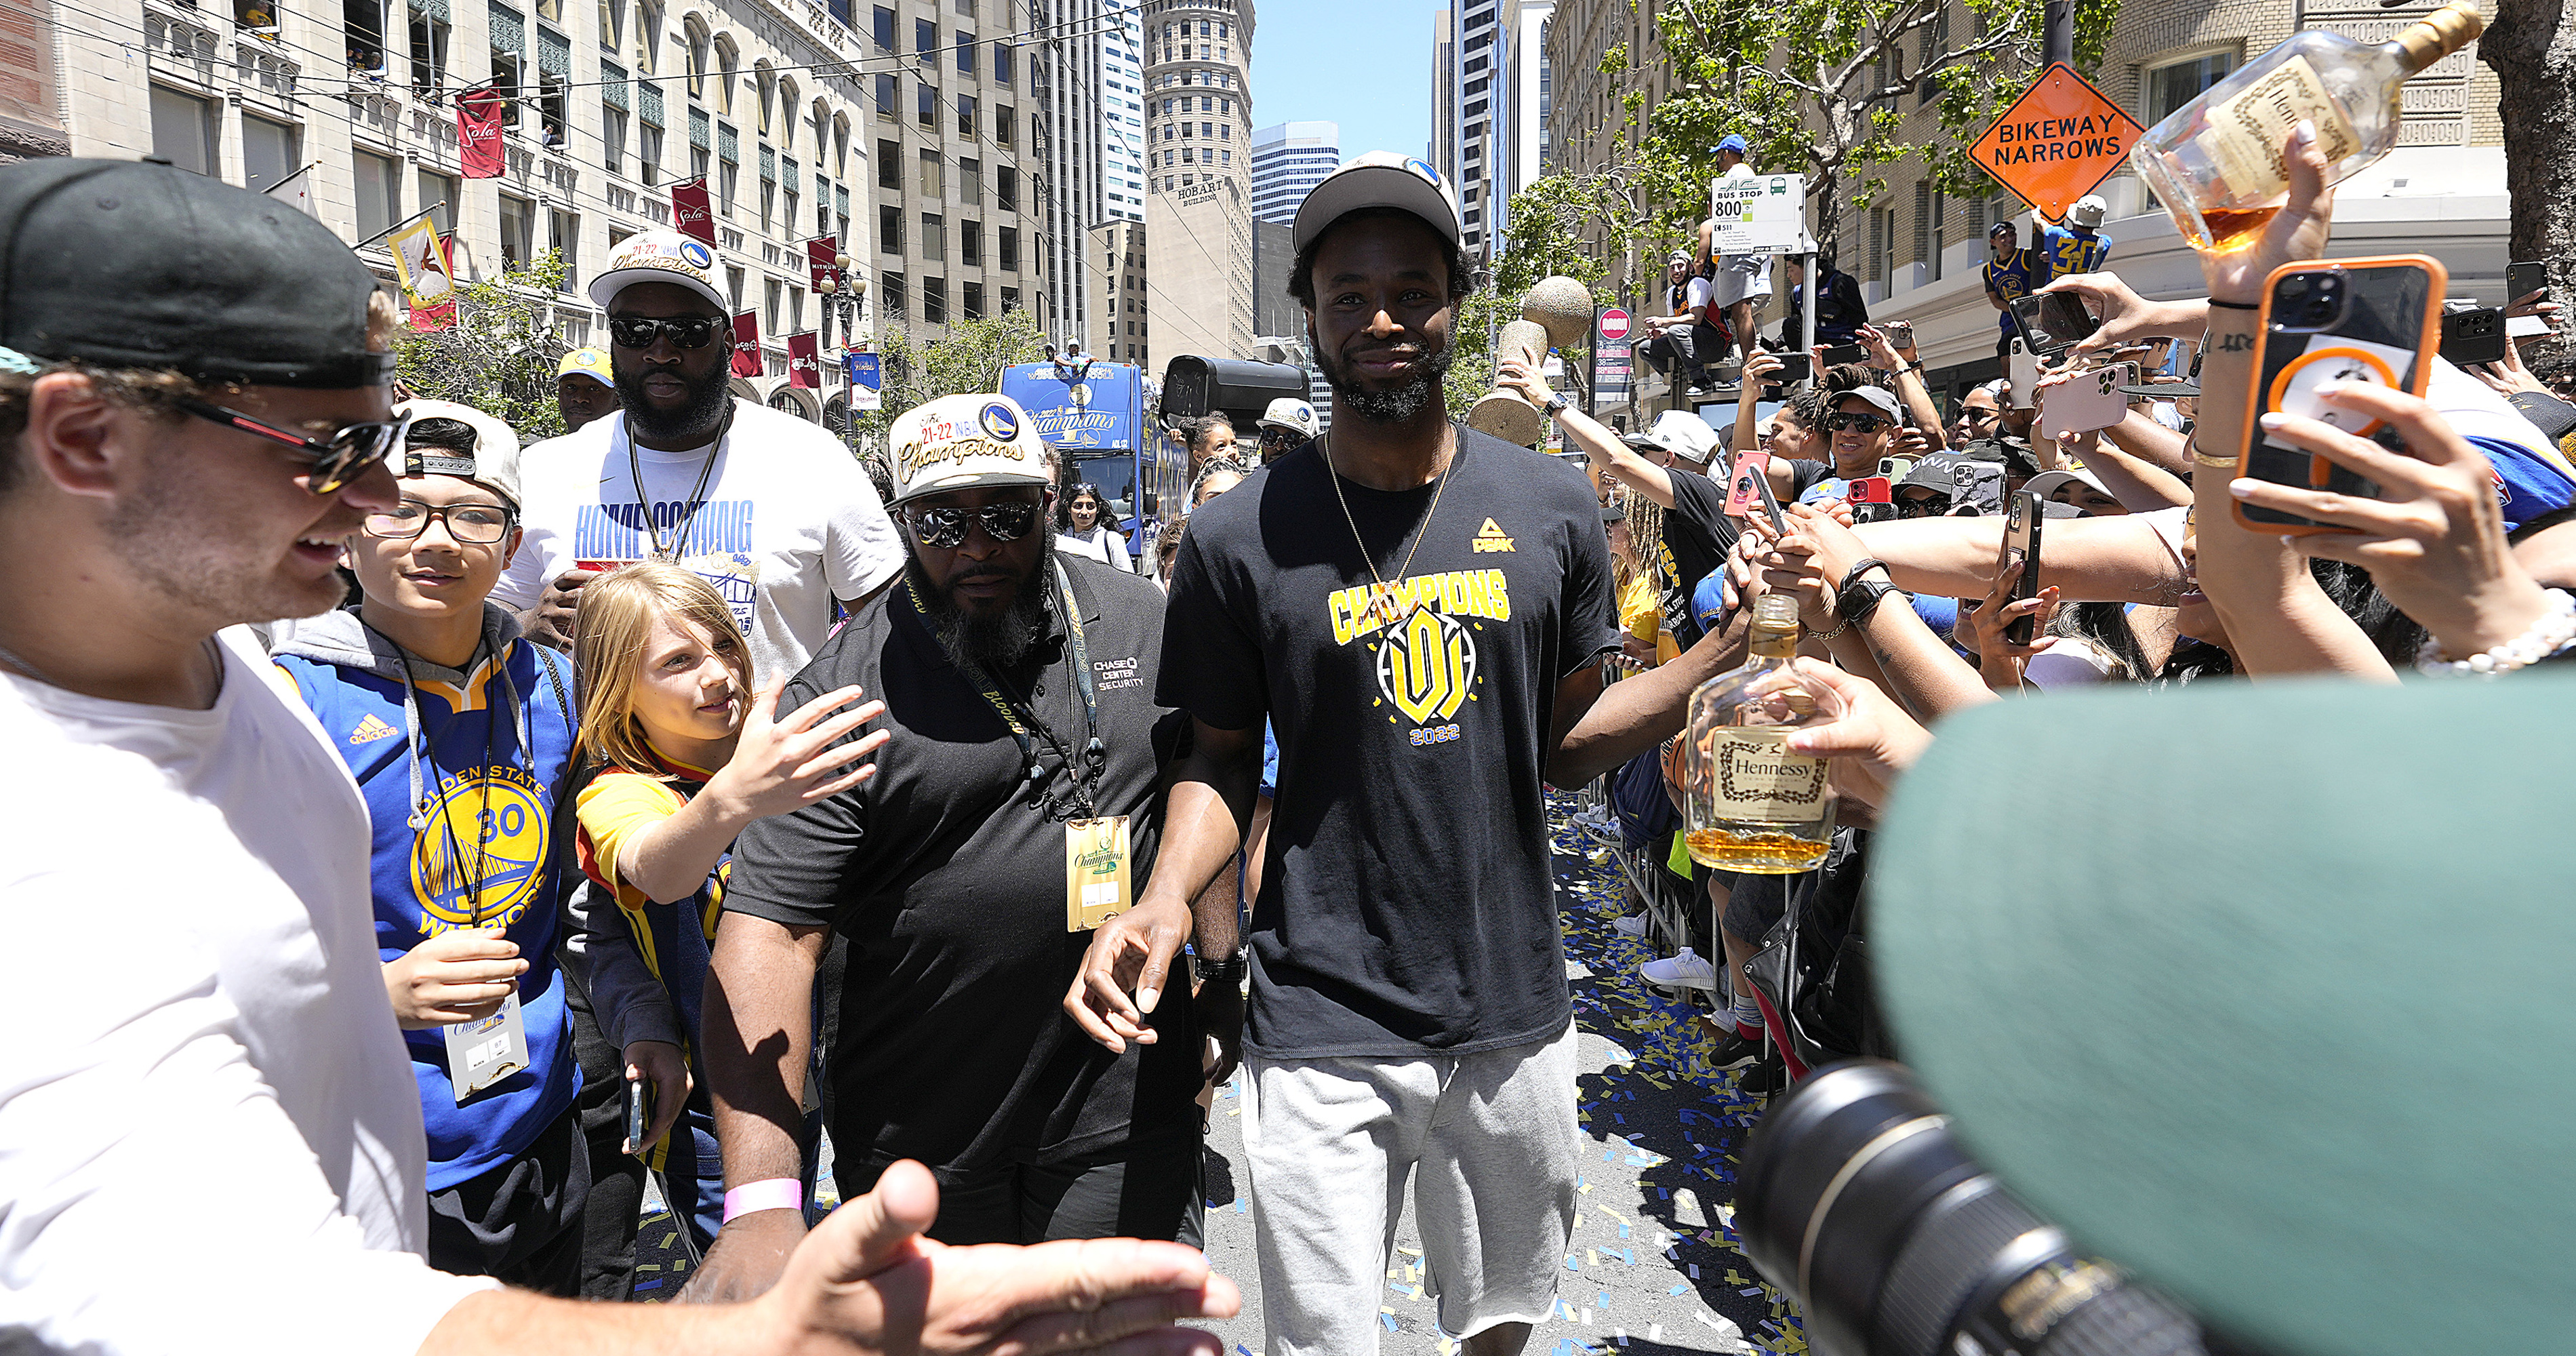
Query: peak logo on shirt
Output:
[[1472, 518, 1516, 553], [348, 713, 400, 746], [411, 765, 550, 932]]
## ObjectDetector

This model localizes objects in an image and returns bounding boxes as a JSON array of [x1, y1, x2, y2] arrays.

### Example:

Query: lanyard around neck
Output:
[[902, 559, 1102, 819], [614, 412, 727, 561]]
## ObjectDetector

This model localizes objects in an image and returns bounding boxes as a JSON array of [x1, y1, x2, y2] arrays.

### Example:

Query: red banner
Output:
[[406, 235, 458, 332], [457, 86, 508, 180], [672, 179, 717, 246], [730, 312, 763, 378], [787, 332, 820, 389], [805, 235, 839, 292]]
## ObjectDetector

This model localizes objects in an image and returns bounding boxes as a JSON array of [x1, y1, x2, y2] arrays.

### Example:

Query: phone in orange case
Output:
[[2234, 254, 2446, 535]]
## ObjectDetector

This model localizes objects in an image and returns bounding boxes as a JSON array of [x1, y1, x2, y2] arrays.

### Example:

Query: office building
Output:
[[1250, 119, 1335, 223], [1436, 0, 1553, 260], [62, 0, 881, 420], [1141, 0, 1255, 361], [1089, 218, 1148, 363], [1100, 0, 1148, 220], [1032, 0, 1104, 348]]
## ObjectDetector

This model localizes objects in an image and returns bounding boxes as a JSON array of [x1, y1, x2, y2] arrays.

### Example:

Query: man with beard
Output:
[[686, 394, 1205, 1297], [1066, 152, 1758, 1356], [496, 231, 904, 677]]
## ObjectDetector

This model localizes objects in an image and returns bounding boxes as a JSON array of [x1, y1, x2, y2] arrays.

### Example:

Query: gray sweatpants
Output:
[[1239, 1020, 1581, 1353]]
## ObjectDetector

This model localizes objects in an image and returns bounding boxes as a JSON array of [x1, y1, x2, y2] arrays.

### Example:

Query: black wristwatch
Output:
[[1836, 557, 1896, 625], [1542, 391, 1571, 416], [1192, 949, 1249, 986]]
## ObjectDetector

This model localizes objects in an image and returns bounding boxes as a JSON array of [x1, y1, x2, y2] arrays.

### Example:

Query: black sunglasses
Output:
[[1827, 412, 1891, 433], [178, 399, 412, 496], [607, 315, 728, 351], [900, 499, 1042, 548]]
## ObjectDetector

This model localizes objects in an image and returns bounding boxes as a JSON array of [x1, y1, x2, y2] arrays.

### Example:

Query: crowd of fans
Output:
[[0, 101, 2569, 1356]]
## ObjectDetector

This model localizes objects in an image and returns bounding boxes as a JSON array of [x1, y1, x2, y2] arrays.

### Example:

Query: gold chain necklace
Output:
[[1323, 431, 1460, 627]]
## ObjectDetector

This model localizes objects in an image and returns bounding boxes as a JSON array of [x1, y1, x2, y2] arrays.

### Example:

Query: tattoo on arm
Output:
[[2215, 332, 2255, 353]]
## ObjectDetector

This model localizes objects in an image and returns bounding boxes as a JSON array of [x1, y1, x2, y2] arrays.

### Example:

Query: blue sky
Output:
[[1249, 0, 1437, 163]]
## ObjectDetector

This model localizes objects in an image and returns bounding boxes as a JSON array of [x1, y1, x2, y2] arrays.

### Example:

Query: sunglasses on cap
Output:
[[607, 314, 729, 350], [1826, 412, 1891, 433], [178, 399, 413, 496], [900, 498, 1043, 549]]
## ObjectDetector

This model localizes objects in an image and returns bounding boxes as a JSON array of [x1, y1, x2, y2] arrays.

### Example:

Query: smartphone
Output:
[[2438, 306, 2508, 366], [1772, 351, 1813, 384], [2237, 256, 2444, 534], [1878, 455, 1916, 482], [1848, 475, 1893, 504], [2006, 338, 2039, 410], [2036, 362, 2136, 435], [2508, 260, 2550, 338], [624, 1076, 650, 1155], [1725, 448, 1771, 519], [1880, 321, 1914, 351], [1821, 342, 1867, 368], [2000, 489, 2045, 645], [1748, 456, 1790, 532], [2008, 292, 2101, 357]]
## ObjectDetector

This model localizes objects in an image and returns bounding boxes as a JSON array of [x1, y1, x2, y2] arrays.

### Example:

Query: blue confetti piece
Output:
[[634, 1278, 664, 1291], [1234, 1198, 1247, 1214], [1669, 1283, 1689, 1296], [1380, 1313, 1398, 1333], [1565, 1254, 1579, 1272]]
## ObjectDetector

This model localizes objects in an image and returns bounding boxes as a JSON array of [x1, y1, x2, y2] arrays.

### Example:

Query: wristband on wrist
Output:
[[722, 1178, 804, 1223], [2417, 589, 2576, 676], [2207, 298, 2261, 311]]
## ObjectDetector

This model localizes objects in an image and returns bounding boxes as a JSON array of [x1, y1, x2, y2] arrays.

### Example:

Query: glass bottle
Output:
[[2129, 0, 2484, 253], [1681, 593, 1836, 874]]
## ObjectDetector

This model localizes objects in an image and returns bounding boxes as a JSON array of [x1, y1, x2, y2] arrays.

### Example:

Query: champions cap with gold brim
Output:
[[1869, 672, 2576, 1356], [588, 229, 728, 313], [887, 393, 1051, 506], [1290, 151, 1462, 254]]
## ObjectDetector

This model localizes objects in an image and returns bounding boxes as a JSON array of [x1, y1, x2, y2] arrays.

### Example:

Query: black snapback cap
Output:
[[0, 158, 393, 388]]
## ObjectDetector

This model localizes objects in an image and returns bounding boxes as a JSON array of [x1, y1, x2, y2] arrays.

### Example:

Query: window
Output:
[[874, 72, 895, 118], [532, 0, 557, 21], [877, 138, 900, 187], [719, 121, 740, 210], [2147, 52, 2235, 125], [419, 170, 459, 236], [923, 276, 947, 324], [872, 5, 894, 49], [917, 81, 937, 127], [408, 9, 449, 89], [685, 24, 705, 98], [240, 114, 298, 194], [918, 150, 942, 196], [597, 0, 622, 50], [756, 68, 773, 133], [963, 280, 984, 320], [992, 106, 1013, 146], [345, 0, 387, 71], [957, 32, 975, 75], [922, 212, 944, 260], [959, 157, 981, 205], [1003, 285, 1018, 314], [954, 0, 971, 14], [638, 82, 664, 186], [881, 271, 907, 320], [499, 194, 534, 266], [601, 61, 629, 172], [147, 87, 213, 176], [634, 0, 658, 71], [765, 276, 782, 330], [1220, 149, 1229, 165], [992, 40, 1011, 87], [1931, 188, 1948, 281], [997, 166, 1015, 212], [351, 147, 401, 238], [961, 220, 980, 266], [782, 156, 799, 232], [537, 28, 571, 145], [999, 224, 1018, 271], [957, 94, 975, 136], [880, 204, 904, 254], [788, 285, 803, 333], [915, 17, 934, 51], [815, 174, 832, 235], [689, 106, 710, 178], [551, 210, 580, 285], [488, 3, 525, 124]]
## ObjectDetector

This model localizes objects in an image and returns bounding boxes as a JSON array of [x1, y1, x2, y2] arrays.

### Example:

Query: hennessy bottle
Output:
[[1681, 593, 1835, 874], [2129, 1, 2484, 253]]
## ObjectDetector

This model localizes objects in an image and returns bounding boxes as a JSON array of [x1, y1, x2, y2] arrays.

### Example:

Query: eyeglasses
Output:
[[178, 399, 412, 496], [607, 315, 727, 350], [900, 498, 1042, 548], [1963, 407, 2002, 424], [1826, 412, 1891, 433], [1895, 494, 1946, 518], [364, 499, 517, 544]]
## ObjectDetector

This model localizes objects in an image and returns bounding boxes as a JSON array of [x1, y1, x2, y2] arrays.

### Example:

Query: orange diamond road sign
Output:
[[1969, 63, 2145, 222]]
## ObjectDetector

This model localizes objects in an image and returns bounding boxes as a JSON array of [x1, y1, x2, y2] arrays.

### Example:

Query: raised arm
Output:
[[1852, 513, 2182, 605], [1497, 359, 1676, 508]]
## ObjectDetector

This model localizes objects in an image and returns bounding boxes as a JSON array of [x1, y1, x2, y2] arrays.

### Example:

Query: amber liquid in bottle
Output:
[[2198, 205, 2284, 255], [1681, 594, 1836, 875]]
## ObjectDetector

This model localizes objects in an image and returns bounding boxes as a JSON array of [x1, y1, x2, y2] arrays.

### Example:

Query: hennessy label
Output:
[[2192, 56, 2362, 199], [1708, 728, 1830, 823]]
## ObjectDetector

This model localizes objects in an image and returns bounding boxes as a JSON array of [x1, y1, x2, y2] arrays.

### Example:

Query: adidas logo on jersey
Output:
[[1472, 518, 1515, 553], [349, 713, 400, 746]]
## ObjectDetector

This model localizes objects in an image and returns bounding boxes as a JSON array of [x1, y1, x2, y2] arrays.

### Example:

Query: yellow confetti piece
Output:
[[1397, 1245, 1424, 1256], [1588, 1248, 1601, 1267], [1593, 1202, 1630, 1224], [1411, 1283, 1425, 1300]]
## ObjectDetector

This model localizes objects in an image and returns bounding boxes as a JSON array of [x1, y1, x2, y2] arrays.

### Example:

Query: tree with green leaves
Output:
[[848, 304, 1053, 445], [389, 250, 579, 443], [1443, 174, 1633, 426], [1605, 0, 2117, 273]]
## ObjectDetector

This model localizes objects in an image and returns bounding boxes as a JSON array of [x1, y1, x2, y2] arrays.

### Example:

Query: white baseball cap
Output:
[[1258, 397, 1319, 439], [588, 229, 729, 314], [888, 394, 1052, 506], [395, 397, 522, 509], [1621, 410, 1721, 464], [1291, 151, 1462, 254]]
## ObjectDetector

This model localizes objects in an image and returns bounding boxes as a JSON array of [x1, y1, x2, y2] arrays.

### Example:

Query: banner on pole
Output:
[[787, 332, 821, 389], [389, 218, 458, 330], [846, 352, 882, 411], [671, 179, 717, 245], [457, 86, 508, 180], [805, 235, 839, 292], [730, 313, 763, 378]]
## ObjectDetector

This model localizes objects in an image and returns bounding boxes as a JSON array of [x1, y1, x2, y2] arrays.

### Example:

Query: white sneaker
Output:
[[1641, 947, 1718, 990], [1611, 914, 1651, 938]]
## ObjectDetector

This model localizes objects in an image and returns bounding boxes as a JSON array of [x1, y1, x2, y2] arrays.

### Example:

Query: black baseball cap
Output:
[[0, 159, 393, 388]]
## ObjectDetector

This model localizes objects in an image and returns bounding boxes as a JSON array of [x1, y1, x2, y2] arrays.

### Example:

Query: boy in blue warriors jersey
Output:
[[1982, 218, 2050, 363], [273, 400, 586, 1292]]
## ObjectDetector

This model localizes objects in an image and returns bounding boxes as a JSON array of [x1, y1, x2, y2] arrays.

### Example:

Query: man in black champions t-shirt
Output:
[[693, 393, 1201, 1288], [1066, 153, 1759, 1356]]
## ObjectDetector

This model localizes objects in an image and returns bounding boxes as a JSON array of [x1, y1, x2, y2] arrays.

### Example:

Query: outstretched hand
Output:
[[706, 676, 890, 823]]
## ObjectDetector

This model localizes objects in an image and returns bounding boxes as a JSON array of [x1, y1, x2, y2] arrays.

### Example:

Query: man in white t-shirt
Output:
[[1697, 134, 1773, 372], [0, 158, 1231, 1355], [498, 231, 905, 683]]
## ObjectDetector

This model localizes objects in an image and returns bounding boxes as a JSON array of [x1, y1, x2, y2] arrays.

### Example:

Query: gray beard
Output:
[[1315, 337, 1455, 424], [909, 557, 1053, 677]]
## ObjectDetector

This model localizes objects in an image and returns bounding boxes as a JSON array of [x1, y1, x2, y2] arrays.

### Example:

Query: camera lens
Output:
[[1740, 1061, 2224, 1356]]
